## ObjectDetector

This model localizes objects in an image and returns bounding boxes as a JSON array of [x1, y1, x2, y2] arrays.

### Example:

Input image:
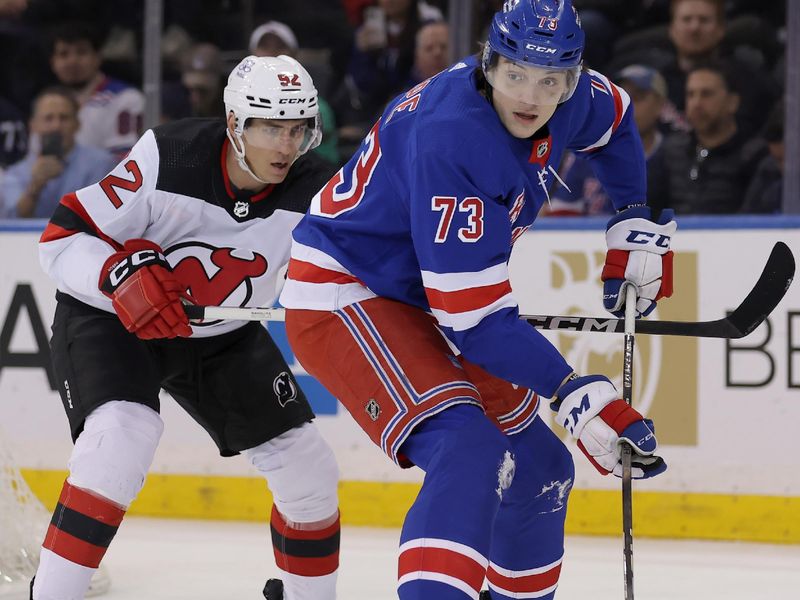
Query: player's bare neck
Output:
[[225, 145, 272, 193]]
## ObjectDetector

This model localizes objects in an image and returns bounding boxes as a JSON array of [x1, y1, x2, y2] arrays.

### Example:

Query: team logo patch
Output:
[[536, 140, 549, 158], [366, 399, 381, 421], [167, 243, 268, 326], [273, 371, 298, 407], [233, 201, 249, 218]]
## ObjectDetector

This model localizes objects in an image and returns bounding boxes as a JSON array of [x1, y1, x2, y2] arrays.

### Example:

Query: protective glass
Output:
[[242, 119, 316, 153], [485, 59, 581, 105]]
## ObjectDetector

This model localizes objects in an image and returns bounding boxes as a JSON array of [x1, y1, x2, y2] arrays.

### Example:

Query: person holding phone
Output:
[[1, 86, 116, 219]]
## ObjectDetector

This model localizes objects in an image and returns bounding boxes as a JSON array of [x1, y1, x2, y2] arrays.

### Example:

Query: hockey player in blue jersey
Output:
[[281, 1, 675, 598]]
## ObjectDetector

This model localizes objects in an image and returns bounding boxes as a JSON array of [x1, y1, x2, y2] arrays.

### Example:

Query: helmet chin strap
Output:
[[226, 129, 272, 185]]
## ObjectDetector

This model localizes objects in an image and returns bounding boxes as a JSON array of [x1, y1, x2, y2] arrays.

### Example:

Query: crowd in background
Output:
[[0, 0, 789, 219]]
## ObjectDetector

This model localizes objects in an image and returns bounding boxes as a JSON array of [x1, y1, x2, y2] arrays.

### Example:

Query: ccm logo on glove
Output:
[[552, 374, 666, 479], [100, 239, 192, 340], [625, 230, 671, 249], [104, 249, 163, 289]]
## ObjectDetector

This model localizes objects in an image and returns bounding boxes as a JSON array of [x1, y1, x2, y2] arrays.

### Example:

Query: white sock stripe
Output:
[[487, 581, 560, 599], [398, 572, 480, 599], [488, 554, 563, 577]]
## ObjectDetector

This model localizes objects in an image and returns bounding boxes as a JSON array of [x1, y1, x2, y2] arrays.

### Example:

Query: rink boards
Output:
[[1, 217, 798, 543]]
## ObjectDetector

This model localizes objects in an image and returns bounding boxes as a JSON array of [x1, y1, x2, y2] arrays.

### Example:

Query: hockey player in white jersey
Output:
[[34, 56, 341, 600], [280, 0, 675, 598]]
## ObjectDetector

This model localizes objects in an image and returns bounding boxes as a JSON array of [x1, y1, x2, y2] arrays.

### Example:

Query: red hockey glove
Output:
[[602, 206, 676, 318], [99, 239, 192, 340], [552, 374, 666, 479]]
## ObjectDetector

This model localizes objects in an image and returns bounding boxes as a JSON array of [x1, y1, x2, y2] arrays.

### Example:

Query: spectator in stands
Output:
[[333, 0, 442, 138], [0, 96, 27, 170], [0, 1, 52, 122], [250, 20, 340, 165], [609, 0, 780, 137], [545, 65, 669, 216], [740, 101, 784, 214], [49, 21, 145, 157], [181, 42, 226, 118], [406, 19, 449, 85], [661, 60, 766, 215], [1, 87, 115, 219]]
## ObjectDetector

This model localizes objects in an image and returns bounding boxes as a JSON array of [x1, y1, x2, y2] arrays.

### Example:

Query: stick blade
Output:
[[726, 241, 795, 338]]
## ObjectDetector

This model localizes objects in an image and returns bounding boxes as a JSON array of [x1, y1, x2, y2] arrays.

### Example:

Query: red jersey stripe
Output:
[[425, 280, 512, 314], [287, 258, 362, 285], [609, 83, 624, 133], [57, 193, 121, 250], [40, 223, 77, 243]]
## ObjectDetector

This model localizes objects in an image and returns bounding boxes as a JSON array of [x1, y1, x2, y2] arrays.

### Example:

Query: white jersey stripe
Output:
[[421, 262, 509, 292], [430, 293, 517, 331]]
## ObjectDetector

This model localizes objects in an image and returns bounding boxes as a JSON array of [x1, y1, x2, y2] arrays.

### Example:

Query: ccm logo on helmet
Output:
[[526, 43, 558, 54], [279, 98, 306, 104]]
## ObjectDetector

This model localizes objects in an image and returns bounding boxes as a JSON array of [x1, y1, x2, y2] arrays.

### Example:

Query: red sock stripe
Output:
[[273, 548, 340, 577], [398, 546, 486, 593], [486, 561, 562, 594], [270, 505, 341, 540], [43, 524, 109, 568], [43, 481, 125, 568], [59, 480, 125, 526], [270, 506, 340, 577]]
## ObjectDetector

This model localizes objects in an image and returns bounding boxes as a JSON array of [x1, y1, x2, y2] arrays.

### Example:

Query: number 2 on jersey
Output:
[[431, 196, 484, 243], [99, 160, 143, 208]]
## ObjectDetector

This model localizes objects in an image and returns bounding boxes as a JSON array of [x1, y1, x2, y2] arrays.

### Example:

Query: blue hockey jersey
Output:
[[280, 56, 646, 398]]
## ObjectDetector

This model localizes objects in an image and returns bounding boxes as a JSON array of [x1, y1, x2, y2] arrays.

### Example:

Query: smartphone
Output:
[[40, 131, 64, 158]]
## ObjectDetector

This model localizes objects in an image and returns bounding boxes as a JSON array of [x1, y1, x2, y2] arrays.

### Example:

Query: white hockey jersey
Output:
[[75, 76, 145, 157], [40, 118, 336, 337]]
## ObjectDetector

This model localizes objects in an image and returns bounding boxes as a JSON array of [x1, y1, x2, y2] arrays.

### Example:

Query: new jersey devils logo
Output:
[[166, 243, 268, 321], [273, 371, 298, 407]]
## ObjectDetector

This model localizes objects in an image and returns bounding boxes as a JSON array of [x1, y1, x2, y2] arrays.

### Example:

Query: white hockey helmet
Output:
[[224, 55, 322, 170]]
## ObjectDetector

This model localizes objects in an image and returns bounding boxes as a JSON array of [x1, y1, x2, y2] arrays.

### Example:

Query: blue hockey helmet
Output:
[[483, 0, 584, 104]]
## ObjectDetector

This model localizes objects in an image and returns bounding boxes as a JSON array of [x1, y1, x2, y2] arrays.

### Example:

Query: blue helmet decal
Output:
[[487, 0, 584, 69]]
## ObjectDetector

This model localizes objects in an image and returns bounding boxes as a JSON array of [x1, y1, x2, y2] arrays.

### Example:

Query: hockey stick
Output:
[[183, 241, 794, 338], [621, 284, 636, 600]]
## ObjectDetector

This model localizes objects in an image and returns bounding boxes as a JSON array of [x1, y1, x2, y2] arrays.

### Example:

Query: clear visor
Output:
[[485, 59, 580, 105], [242, 118, 318, 154]]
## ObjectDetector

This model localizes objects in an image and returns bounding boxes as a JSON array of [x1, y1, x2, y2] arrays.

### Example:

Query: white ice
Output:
[[81, 517, 800, 599]]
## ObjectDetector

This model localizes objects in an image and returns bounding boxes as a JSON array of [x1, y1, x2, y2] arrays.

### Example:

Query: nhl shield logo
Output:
[[365, 399, 381, 421], [273, 371, 298, 407], [536, 140, 549, 158], [233, 200, 250, 218]]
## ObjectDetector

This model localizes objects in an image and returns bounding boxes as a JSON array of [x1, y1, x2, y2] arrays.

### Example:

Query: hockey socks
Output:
[[33, 480, 125, 599], [397, 405, 514, 599], [270, 505, 339, 599]]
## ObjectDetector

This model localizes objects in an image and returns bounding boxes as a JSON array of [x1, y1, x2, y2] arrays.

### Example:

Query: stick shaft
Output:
[[622, 285, 636, 600]]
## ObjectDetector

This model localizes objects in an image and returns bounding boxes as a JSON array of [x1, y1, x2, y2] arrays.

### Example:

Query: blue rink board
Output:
[[3, 216, 798, 415]]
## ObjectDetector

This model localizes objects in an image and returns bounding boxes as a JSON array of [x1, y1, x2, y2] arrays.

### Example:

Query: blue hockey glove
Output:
[[552, 374, 666, 479], [602, 206, 676, 318]]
